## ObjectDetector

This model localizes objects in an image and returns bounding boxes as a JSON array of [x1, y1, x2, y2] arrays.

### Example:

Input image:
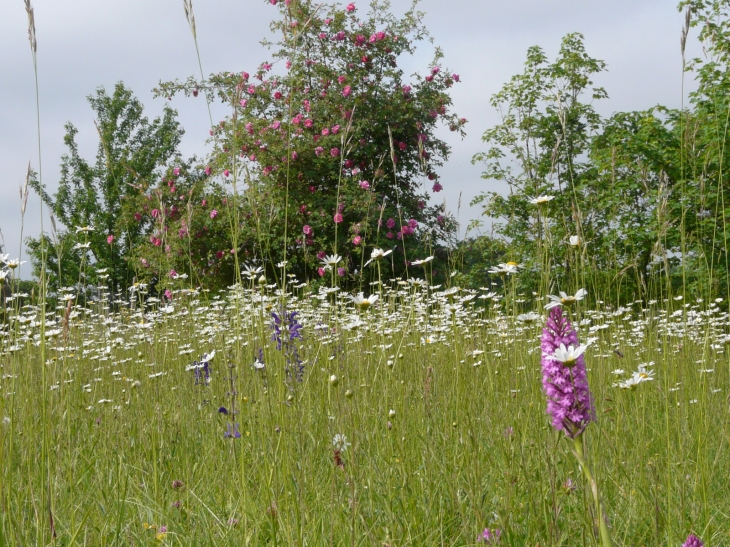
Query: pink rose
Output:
[[333, 213, 343, 224], [210, 209, 218, 219], [346, 3, 355, 11], [318, 267, 326, 277], [303, 225, 313, 236], [353, 235, 362, 246], [107, 235, 115, 244]]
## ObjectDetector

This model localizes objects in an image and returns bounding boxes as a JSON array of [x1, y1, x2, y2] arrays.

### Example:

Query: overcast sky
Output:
[[0, 0, 699, 278]]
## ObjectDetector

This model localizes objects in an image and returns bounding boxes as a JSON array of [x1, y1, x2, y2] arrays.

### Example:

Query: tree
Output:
[[27, 83, 184, 295], [157, 0, 464, 283], [471, 33, 607, 295]]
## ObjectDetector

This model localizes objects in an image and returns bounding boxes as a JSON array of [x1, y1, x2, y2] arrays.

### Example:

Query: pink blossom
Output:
[[304, 118, 313, 128], [240, 99, 248, 108], [319, 32, 327, 40], [402, 85, 411, 95], [386, 231, 394, 239], [452, 73, 460, 82], [303, 225, 313, 236], [164, 289, 173, 300], [417, 200, 425, 210], [173, 167, 180, 176], [107, 234, 115, 244], [334, 213, 343, 224], [324, 17, 332, 25], [330, 148, 340, 157], [141, 258, 149, 268], [337, 267, 346, 276], [335, 31, 346, 41], [342, 85, 352, 98], [151, 209, 160, 218], [201, 199, 207, 206], [359, 180, 370, 189], [321, 127, 330, 136], [134, 212, 142, 221], [271, 120, 281, 130], [291, 151, 299, 161], [216, 250, 224, 259], [408, 218, 418, 229], [169, 269, 178, 278], [205, 166, 212, 176], [376, 31, 386, 41], [270, 0, 277, 4], [315, 147, 324, 157], [210, 209, 218, 219], [337, 75, 347, 84], [432, 183, 443, 192], [431, 66, 440, 75], [223, 169, 230, 177], [331, 125, 340, 134], [346, 3, 355, 11], [353, 235, 362, 246], [317, 250, 327, 259], [242, 71, 249, 81], [318, 267, 326, 277], [386, 218, 396, 229]]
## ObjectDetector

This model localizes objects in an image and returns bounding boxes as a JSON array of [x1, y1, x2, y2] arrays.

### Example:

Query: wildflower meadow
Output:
[[2, 0, 730, 545]]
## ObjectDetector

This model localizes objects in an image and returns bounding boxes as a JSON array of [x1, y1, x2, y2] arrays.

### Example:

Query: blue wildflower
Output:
[[224, 422, 241, 439]]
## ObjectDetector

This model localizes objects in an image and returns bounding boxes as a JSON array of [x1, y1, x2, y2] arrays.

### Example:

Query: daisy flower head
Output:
[[569, 235, 582, 246], [544, 288, 587, 309], [364, 248, 392, 266], [4, 258, 25, 270], [488, 262, 521, 276], [411, 256, 434, 266], [332, 433, 351, 451], [320, 253, 342, 269], [349, 292, 379, 310], [548, 343, 588, 368], [529, 195, 554, 205]]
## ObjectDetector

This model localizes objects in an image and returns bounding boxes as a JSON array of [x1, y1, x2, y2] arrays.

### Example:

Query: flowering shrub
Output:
[[157, 0, 464, 280]]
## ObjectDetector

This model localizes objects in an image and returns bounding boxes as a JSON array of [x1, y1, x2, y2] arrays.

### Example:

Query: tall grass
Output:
[[1, 282, 729, 545], [6, 2, 730, 546]]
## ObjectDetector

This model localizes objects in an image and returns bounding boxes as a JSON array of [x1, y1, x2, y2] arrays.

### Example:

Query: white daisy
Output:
[[544, 288, 587, 309]]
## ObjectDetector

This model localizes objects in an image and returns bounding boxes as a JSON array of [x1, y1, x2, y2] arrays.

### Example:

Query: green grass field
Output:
[[1, 282, 728, 546]]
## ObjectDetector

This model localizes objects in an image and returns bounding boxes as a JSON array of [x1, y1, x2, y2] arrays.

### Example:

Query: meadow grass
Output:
[[0, 282, 728, 546]]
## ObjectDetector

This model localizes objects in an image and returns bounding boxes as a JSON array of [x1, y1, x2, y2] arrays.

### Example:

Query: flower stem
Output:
[[572, 434, 614, 547]]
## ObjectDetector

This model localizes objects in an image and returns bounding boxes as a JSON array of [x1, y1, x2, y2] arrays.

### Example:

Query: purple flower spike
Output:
[[541, 307, 596, 438], [683, 535, 704, 547], [478, 528, 501, 544]]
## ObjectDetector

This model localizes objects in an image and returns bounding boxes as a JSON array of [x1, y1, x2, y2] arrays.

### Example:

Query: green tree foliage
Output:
[[157, 0, 464, 282], [471, 33, 607, 295], [27, 83, 184, 294]]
